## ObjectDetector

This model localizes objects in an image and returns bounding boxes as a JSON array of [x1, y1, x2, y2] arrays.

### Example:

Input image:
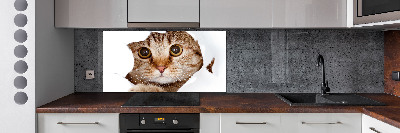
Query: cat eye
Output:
[[170, 44, 183, 57], [138, 47, 152, 59]]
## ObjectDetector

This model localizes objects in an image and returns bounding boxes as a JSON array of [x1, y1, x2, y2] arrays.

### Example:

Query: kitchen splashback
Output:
[[74, 29, 384, 93], [103, 31, 226, 92], [384, 31, 400, 96]]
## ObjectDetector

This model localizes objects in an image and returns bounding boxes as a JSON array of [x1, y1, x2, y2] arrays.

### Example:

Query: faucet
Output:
[[317, 54, 330, 95]]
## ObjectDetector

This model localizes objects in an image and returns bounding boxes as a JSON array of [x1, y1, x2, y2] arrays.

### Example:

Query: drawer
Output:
[[220, 113, 281, 133], [362, 114, 400, 133], [297, 113, 361, 133], [38, 113, 119, 133], [281, 113, 361, 133]]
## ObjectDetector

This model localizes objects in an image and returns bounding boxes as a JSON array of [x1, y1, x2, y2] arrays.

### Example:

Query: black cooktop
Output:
[[122, 93, 200, 107]]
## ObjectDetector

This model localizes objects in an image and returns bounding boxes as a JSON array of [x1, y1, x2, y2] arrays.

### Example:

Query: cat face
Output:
[[127, 31, 203, 85]]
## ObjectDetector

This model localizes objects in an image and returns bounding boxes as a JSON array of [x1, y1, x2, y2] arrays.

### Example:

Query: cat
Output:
[[125, 31, 214, 92]]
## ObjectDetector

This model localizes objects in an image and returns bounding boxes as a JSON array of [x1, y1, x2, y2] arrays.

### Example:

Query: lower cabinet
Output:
[[221, 113, 281, 133], [281, 113, 361, 133], [201, 113, 362, 133], [38, 113, 119, 133], [362, 114, 400, 133], [38, 113, 400, 133], [200, 113, 220, 133]]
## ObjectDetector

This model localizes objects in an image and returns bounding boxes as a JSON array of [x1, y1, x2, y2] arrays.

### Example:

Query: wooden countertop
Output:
[[37, 93, 400, 128]]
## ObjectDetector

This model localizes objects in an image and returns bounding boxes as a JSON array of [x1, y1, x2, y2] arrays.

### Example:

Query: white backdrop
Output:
[[103, 31, 226, 92]]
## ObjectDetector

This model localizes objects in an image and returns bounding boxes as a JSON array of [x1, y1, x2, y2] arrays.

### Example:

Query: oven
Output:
[[120, 114, 199, 133], [354, 0, 400, 25]]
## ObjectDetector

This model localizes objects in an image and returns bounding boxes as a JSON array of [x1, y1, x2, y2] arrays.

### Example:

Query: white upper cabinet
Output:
[[200, 0, 273, 28], [273, 0, 348, 28], [55, 0, 350, 28], [200, 0, 349, 28], [55, 0, 127, 28], [128, 0, 199, 23]]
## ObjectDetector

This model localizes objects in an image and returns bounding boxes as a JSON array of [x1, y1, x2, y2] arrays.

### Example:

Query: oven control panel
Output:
[[141, 116, 178, 125], [120, 113, 199, 130]]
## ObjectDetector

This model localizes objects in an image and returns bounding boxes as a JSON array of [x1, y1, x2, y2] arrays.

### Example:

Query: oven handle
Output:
[[126, 129, 198, 133]]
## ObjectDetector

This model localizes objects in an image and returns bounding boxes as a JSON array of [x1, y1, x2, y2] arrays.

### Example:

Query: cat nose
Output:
[[157, 66, 167, 73]]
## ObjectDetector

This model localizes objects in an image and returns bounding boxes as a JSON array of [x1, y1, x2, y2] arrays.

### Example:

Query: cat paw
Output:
[[128, 84, 166, 92]]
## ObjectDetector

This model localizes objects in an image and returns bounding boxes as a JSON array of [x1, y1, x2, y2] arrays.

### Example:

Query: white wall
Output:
[[0, 0, 74, 132], [35, 0, 74, 107], [0, 0, 35, 132]]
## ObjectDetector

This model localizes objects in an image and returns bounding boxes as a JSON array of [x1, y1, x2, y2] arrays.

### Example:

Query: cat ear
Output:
[[127, 42, 137, 51]]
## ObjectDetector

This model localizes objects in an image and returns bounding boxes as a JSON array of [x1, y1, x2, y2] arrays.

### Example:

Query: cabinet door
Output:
[[362, 114, 400, 133], [220, 113, 280, 133], [128, 0, 199, 23], [273, 0, 347, 28], [55, 0, 127, 28], [281, 113, 361, 133], [200, 0, 273, 28], [200, 113, 220, 133], [38, 113, 119, 133]]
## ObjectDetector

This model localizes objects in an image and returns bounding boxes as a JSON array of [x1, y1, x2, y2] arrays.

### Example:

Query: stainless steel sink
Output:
[[275, 93, 385, 106]]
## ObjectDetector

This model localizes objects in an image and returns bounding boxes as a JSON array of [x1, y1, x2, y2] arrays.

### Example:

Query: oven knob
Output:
[[141, 120, 146, 125], [173, 119, 178, 125]]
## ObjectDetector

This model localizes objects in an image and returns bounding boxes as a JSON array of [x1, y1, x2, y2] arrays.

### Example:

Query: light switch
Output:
[[86, 70, 95, 79], [393, 71, 400, 81]]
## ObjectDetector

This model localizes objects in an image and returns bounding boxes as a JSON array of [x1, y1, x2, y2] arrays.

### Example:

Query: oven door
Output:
[[126, 129, 199, 133]]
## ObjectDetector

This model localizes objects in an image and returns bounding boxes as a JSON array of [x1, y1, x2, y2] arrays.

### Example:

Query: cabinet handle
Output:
[[301, 122, 342, 125], [236, 122, 267, 124], [57, 122, 99, 125], [369, 127, 382, 133]]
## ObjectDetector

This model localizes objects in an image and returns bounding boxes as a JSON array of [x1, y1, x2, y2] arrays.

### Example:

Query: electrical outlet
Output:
[[86, 70, 95, 79]]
